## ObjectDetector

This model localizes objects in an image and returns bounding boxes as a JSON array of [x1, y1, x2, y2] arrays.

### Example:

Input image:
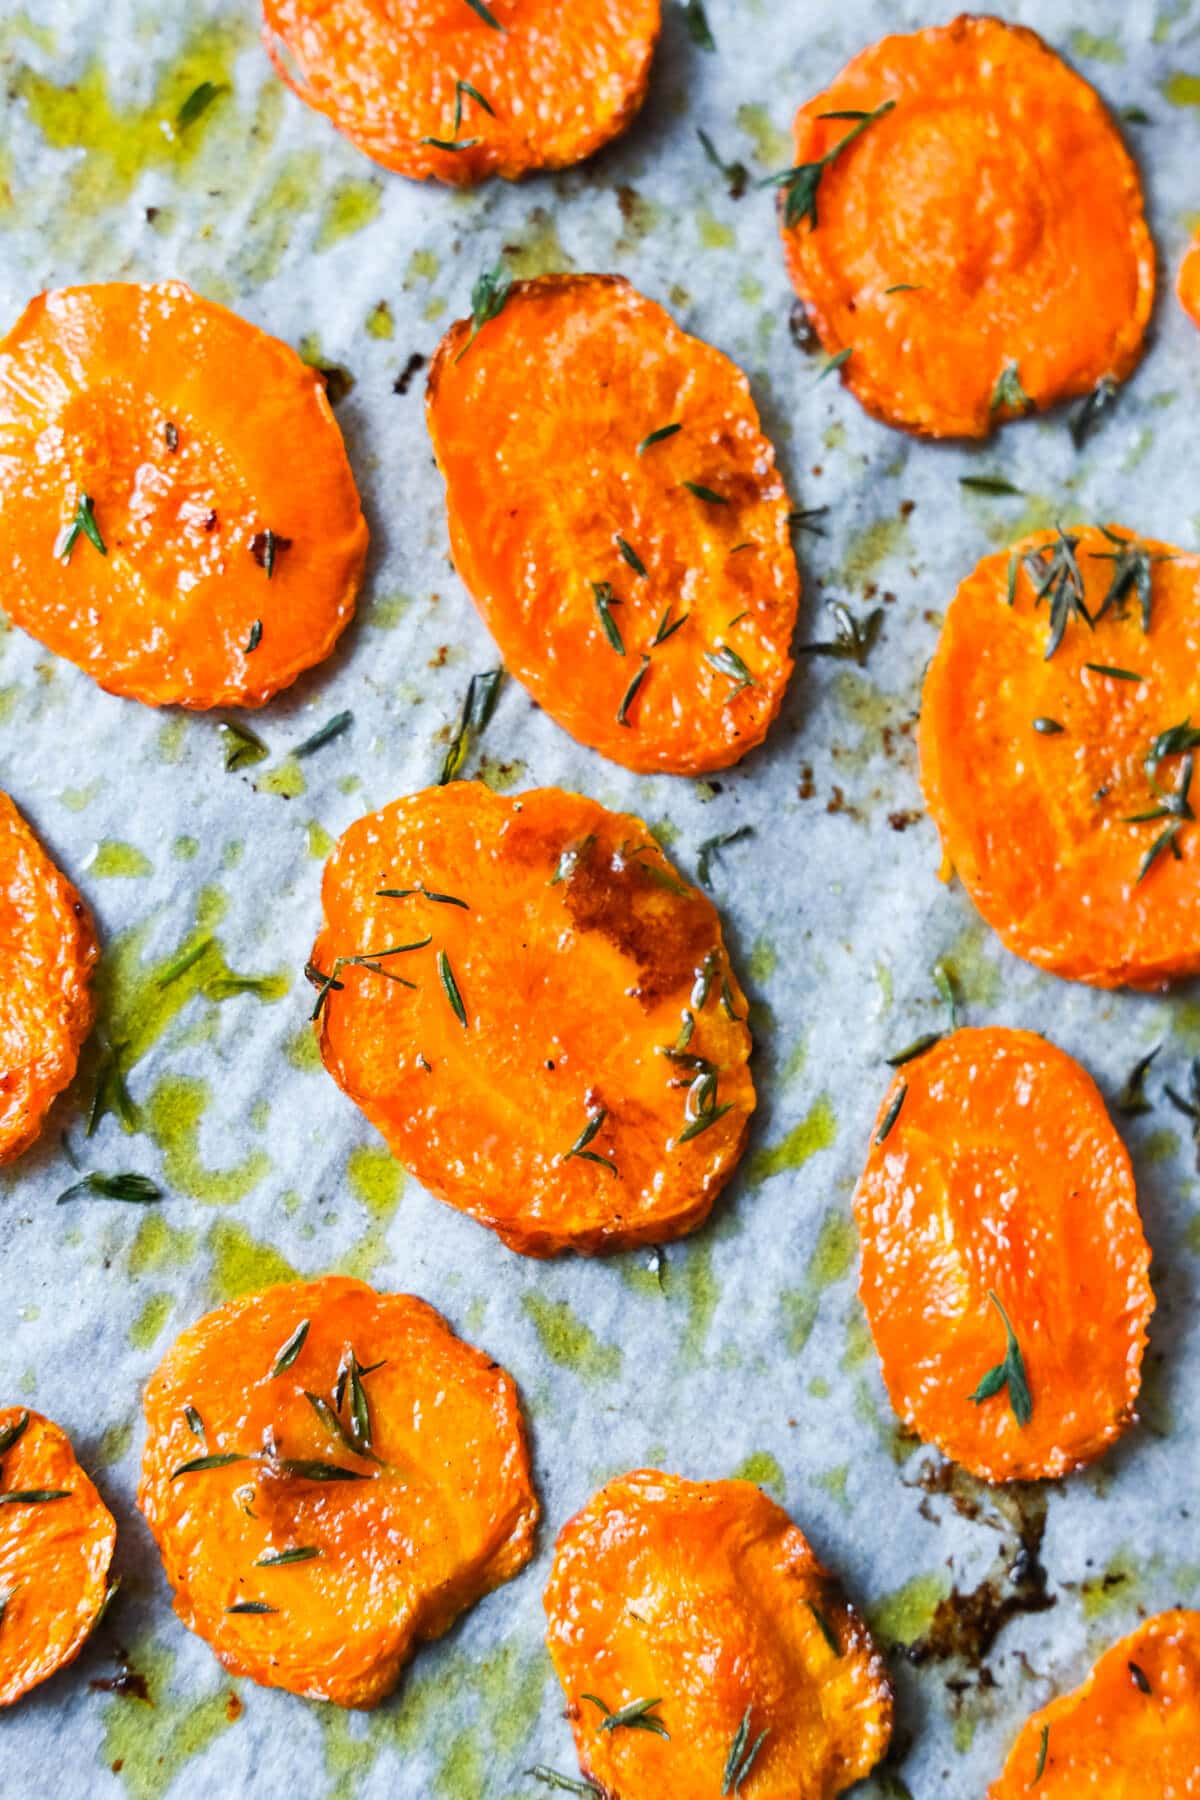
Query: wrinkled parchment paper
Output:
[[1, 1, 1199, 1794]]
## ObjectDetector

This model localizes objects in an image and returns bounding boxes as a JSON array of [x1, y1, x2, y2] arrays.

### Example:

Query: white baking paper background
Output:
[[0, 0, 1198, 1795]]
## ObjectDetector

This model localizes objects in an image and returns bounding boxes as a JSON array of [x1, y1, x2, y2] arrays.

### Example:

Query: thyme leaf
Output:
[[933, 960, 961, 1028], [615, 535, 647, 577], [706, 644, 755, 696], [1069, 375, 1119, 449], [637, 422, 682, 454], [1023, 527, 1090, 660], [1084, 663, 1143, 682], [1033, 1722, 1049, 1784], [722, 1706, 770, 1794], [616, 653, 651, 727], [550, 835, 595, 886], [968, 1290, 1032, 1427], [959, 474, 1022, 496], [376, 885, 468, 908], [788, 506, 829, 536], [177, 81, 224, 129], [255, 1546, 320, 1566], [797, 599, 882, 666], [293, 711, 352, 758], [697, 129, 748, 199], [1129, 1661, 1152, 1694], [592, 581, 625, 655], [56, 1171, 162, 1205], [682, 480, 728, 504], [565, 1109, 617, 1175], [1116, 1045, 1159, 1116], [1137, 820, 1183, 883], [438, 949, 468, 1028], [59, 492, 107, 562], [886, 1032, 941, 1067], [184, 1405, 205, 1440], [170, 1452, 251, 1479], [226, 1601, 276, 1614], [697, 825, 753, 887], [461, 0, 503, 30], [455, 264, 512, 362], [582, 1694, 670, 1738], [1033, 718, 1064, 735], [762, 99, 895, 230], [1164, 1058, 1200, 1169], [681, 0, 716, 51], [677, 1101, 732, 1142], [816, 346, 852, 382], [0, 1414, 30, 1457], [1089, 525, 1171, 632], [875, 1082, 906, 1144], [808, 1603, 841, 1655], [219, 720, 270, 773], [652, 606, 687, 645], [250, 528, 290, 578], [0, 1490, 70, 1505], [990, 361, 1033, 416], [528, 1771, 600, 1796], [273, 1460, 372, 1482], [245, 620, 262, 654], [270, 1319, 310, 1377], [440, 669, 502, 783]]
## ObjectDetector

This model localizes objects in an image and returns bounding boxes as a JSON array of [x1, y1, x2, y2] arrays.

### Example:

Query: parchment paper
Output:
[[0, 2, 1198, 1795]]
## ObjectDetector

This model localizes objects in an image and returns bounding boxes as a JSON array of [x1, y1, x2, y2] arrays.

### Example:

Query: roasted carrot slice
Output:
[[0, 793, 97, 1164], [262, 0, 661, 186], [426, 274, 800, 774], [309, 781, 754, 1256], [780, 16, 1154, 438], [0, 1409, 117, 1706], [1179, 232, 1200, 328], [988, 1610, 1200, 1795], [138, 1276, 537, 1708], [854, 1027, 1152, 1483], [0, 282, 367, 709], [543, 1469, 892, 1799], [920, 524, 1200, 988]]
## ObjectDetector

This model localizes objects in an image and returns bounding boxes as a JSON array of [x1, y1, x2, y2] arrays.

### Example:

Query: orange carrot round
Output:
[[0, 1409, 117, 1706], [919, 524, 1200, 988], [854, 1027, 1153, 1482], [262, 0, 661, 186], [138, 1276, 538, 1708], [988, 1610, 1200, 1795], [0, 282, 367, 709], [1179, 231, 1200, 327], [780, 16, 1154, 438], [309, 781, 754, 1256], [543, 1469, 892, 1799], [426, 274, 800, 775], [0, 792, 97, 1164]]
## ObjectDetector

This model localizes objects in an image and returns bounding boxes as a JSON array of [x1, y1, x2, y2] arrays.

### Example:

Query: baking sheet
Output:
[[0, 0, 1198, 1794]]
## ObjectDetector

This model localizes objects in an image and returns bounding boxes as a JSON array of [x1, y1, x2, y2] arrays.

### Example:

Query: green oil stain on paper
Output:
[[679, 1240, 719, 1367], [128, 1210, 198, 1277], [100, 1642, 239, 1800], [146, 1075, 270, 1204], [90, 841, 153, 879], [939, 920, 1002, 1009], [732, 1450, 784, 1496], [523, 1294, 622, 1383], [206, 1220, 299, 1302], [1081, 1546, 1140, 1619], [779, 1205, 855, 1354], [735, 102, 791, 166], [1070, 29, 1125, 62], [129, 1291, 173, 1349], [870, 1571, 950, 1647], [338, 1146, 405, 1281], [1162, 71, 1200, 106], [746, 1094, 837, 1187], [837, 515, 910, 589], [316, 177, 381, 250]]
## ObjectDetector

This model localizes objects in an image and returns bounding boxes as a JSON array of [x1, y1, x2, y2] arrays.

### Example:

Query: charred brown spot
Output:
[[393, 353, 426, 396]]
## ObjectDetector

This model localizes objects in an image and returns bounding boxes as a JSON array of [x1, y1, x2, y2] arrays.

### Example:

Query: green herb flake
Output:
[[808, 1603, 841, 1656], [1084, 663, 1143, 683], [244, 620, 262, 654], [527, 1770, 601, 1797], [885, 1032, 942, 1067], [615, 535, 648, 578], [697, 825, 753, 887], [439, 669, 503, 783], [1024, 527, 1090, 660], [455, 263, 512, 362], [1033, 1722, 1049, 1785], [0, 1414, 30, 1458], [722, 1706, 770, 1794], [184, 1405, 205, 1440], [1033, 717, 1065, 735], [58, 492, 107, 563], [682, 480, 728, 504], [219, 720, 270, 773], [275, 1459, 372, 1483], [969, 1290, 1033, 1428], [56, 1171, 162, 1205], [1070, 375, 1119, 449], [438, 949, 468, 1028], [251, 528, 290, 579], [293, 710, 353, 758], [652, 606, 687, 645], [225, 1601, 277, 1614], [1129, 1661, 1152, 1694], [255, 1546, 321, 1566], [705, 644, 755, 696], [789, 506, 829, 536], [816, 347, 853, 382], [875, 1082, 906, 1144], [798, 600, 882, 667], [990, 361, 1033, 416], [270, 1319, 310, 1378], [550, 835, 595, 886], [177, 81, 224, 129], [0, 1490, 71, 1506], [681, 0, 716, 50], [637, 422, 682, 455], [1116, 1045, 1159, 1116], [171, 1452, 251, 1479], [582, 1693, 670, 1739], [617, 653, 651, 727], [959, 474, 1022, 496], [565, 1109, 618, 1176], [592, 581, 625, 655], [762, 100, 896, 231]]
